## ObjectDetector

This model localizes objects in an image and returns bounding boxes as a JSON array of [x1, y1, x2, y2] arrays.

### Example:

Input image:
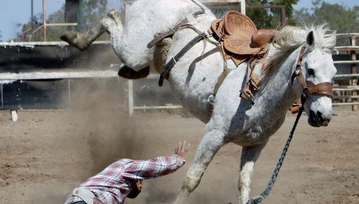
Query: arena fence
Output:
[[0, 40, 179, 116], [332, 33, 359, 111], [1, 33, 359, 115]]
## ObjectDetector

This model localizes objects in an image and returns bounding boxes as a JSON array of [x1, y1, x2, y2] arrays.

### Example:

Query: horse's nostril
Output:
[[322, 120, 329, 126], [310, 110, 315, 119], [317, 111, 324, 123], [316, 111, 330, 126], [309, 110, 320, 126]]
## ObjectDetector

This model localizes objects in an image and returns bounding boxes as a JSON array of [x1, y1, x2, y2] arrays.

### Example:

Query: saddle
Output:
[[210, 11, 277, 65], [209, 11, 277, 104], [148, 11, 277, 105]]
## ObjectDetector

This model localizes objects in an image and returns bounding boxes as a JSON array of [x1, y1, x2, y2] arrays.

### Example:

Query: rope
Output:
[[246, 106, 304, 204]]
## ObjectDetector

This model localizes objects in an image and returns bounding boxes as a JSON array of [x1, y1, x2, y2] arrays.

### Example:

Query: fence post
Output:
[[0, 84, 3, 109], [350, 35, 357, 111], [240, 0, 246, 15], [128, 80, 134, 116], [68, 79, 72, 108]]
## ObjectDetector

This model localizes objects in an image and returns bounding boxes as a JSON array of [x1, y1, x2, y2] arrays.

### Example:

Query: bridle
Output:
[[290, 45, 333, 105], [247, 44, 334, 204]]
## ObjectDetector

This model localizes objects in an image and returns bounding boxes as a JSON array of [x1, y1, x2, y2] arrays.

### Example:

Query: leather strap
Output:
[[239, 58, 260, 104], [291, 45, 307, 85], [213, 64, 231, 96], [147, 18, 189, 49], [291, 45, 310, 107], [159, 32, 207, 86], [147, 0, 206, 49], [188, 46, 220, 74], [307, 81, 333, 98]]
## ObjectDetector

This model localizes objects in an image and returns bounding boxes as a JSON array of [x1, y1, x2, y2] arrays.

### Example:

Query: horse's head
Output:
[[292, 27, 337, 127]]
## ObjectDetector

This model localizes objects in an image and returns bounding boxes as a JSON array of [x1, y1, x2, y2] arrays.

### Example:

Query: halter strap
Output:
[[291, 45, 307, 85], [290, 45, 333, 112]]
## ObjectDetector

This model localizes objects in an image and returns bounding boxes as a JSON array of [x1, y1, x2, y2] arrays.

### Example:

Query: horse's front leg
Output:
[[61, 9, 121, 51], [174, 129, 226, 204], [238, 144, 267, 204]]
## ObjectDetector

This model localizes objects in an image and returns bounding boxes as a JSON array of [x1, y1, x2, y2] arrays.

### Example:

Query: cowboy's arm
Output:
[[123, 141, 190, 179], [123, 154, 185, 179]]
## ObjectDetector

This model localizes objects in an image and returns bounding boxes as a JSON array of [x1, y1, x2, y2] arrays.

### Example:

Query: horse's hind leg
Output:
[[61, 9, 121, 51], [118, 66, 150, 79], [174, 130, 225, 204], [62, 9, 148, 80], [237, 144, 266, 204]]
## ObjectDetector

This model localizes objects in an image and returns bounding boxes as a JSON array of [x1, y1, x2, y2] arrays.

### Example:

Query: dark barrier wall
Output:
[[0, 43, 119, 72], [0, 43, 178, 110], [0, 43, 121, 109]]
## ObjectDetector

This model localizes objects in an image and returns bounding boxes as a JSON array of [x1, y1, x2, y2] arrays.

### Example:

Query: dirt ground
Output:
[[1, 93, 359, 204]]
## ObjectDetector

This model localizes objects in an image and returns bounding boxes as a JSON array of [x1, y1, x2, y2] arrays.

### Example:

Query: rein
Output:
[[246, 106, 304, 204], [246, 44, 333, 204]]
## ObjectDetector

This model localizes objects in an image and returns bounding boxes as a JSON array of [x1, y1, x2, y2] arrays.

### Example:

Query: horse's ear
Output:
[[306, 31, 314, 46]]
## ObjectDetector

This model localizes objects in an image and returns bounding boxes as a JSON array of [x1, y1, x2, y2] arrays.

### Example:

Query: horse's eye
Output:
[[307, 68, 315, 76]]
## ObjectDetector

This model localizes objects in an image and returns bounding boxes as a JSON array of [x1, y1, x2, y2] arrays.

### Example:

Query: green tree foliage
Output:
[[295, 0, 359, 33], [81, 0, 108, 31], [246, 0, 299, 29], [294, 0, 359, 45], [15, 0, 108, 42], [47, 8, 67, 41], [200, 0, 298, 29], [15, 14, 41, 42], [15, 9, 67, 42]]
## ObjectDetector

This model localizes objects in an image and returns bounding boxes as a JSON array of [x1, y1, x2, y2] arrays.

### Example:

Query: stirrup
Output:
[[239, 89, 255, 105], [239, 79, 257, 105], [290, 99, 302, 114]]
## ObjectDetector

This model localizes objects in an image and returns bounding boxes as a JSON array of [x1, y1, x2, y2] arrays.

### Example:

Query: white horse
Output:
[[61, 0, 337, 203]]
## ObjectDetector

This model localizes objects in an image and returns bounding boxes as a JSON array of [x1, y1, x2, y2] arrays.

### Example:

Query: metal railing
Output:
[[22, 23, 78, 41], [332, 33, 359, 110]]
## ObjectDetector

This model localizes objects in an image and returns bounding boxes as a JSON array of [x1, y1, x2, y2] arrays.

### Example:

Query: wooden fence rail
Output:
[[332, 33, 359, 110]]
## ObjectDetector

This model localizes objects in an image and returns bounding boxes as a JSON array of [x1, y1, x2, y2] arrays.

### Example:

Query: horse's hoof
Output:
[[60, 31, 89, 51], [118, 66, 142, 79], [60, 31, 75, 42], [107, 9, 121, 25], [118, 66, 149, 79]]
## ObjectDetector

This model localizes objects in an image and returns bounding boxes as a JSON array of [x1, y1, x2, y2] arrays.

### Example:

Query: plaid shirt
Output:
[[64, 154, 185, 204]]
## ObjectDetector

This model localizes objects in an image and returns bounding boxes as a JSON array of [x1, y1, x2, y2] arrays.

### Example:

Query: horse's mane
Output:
[[261, 24, 337, 78]]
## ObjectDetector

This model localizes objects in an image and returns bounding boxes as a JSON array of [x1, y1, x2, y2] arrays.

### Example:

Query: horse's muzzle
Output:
[[309, 110, 330, 127]]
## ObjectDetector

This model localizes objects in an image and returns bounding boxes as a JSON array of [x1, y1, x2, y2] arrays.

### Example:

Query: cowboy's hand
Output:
[[174, 141, 190, 159]]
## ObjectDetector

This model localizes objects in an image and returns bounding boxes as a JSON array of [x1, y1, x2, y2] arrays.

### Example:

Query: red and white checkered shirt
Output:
[[64, 154, 185, 204]]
